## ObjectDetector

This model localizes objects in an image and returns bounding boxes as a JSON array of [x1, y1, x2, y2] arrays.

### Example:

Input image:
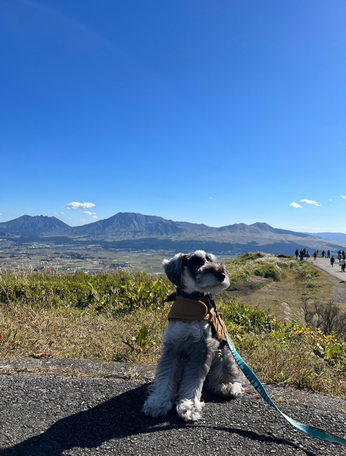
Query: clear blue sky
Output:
[[1, 0, 345, 233]]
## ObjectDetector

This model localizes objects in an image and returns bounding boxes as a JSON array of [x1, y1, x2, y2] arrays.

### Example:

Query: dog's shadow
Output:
[[1, 384, 182, 455], [2, 385, 311, 455]]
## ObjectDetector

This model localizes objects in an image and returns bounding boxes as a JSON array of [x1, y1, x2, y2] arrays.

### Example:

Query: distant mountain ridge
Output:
[[64, 213, 185, 238], [0, 215, 69, 236], [306, 232, 346, 245], [1, 213, 346, 255]]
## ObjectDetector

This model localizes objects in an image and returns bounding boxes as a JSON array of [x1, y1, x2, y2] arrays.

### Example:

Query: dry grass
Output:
[[0, 300, 169, 364], [1, 256, 346, 397], [226, 254, 335, 323]]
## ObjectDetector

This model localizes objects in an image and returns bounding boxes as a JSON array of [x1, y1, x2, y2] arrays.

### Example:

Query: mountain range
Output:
[[0, 213, 345, 256], [305, 232, 346, 245]]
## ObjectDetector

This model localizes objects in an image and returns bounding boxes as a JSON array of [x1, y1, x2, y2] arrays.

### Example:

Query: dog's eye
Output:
[[187, 256, 205, 270]]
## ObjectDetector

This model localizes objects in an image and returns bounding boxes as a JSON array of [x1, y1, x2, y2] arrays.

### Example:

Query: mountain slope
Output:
[[1, 212, 346, 255], [307, 232, 346, 244], [0, 215, 70, 236], [64, 213, 184, 238]]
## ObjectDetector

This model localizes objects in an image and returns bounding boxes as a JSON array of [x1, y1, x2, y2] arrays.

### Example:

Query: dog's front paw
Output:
[[176, 399, 205, 422], [142, 396, 173, 418], [217, 382, 245, 398]]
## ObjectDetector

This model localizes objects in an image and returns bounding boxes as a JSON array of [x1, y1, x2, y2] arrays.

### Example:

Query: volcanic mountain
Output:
[[0, 215, 69, 236], [1, 213, 345, 256]]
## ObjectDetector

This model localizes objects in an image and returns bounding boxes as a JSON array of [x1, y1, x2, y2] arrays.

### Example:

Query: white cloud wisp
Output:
[[290, 202, 302, 209], [300, 199, 320, 207], [66, 202, 96, 210]]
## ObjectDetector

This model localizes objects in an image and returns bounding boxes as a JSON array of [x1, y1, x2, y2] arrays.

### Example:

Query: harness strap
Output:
[[166, 294, 227, 343]]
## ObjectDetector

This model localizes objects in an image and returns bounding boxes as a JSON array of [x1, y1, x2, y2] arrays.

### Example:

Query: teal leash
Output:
[[207, 294, 346, 446]]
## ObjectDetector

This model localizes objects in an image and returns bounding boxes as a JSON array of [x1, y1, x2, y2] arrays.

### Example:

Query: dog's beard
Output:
[[183, 271, 230, 294]]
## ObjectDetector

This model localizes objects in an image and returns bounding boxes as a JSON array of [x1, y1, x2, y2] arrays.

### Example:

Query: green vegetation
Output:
[[225, 253, 333, 322], [226, 252, 317, 289], [0, 269, 172, 313], [1, 254, 346, 397], [218, 294, 346, 394]]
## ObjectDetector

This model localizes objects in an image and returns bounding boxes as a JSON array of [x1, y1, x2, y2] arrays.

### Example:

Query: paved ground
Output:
[[1, 358, 346, 455], [307, 256, 346, 304], [307, 256, 346, 282]]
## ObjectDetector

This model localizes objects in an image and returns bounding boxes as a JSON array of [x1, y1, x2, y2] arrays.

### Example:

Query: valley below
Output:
[[1, 213, 346, 274], [0, 239, 236, 274]]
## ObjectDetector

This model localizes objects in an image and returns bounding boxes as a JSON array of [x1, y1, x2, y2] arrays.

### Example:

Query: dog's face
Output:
[[163, 250, 230, 294]]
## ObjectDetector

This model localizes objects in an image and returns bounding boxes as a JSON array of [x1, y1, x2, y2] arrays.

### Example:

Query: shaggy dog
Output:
[[142, 250, 244, 422]]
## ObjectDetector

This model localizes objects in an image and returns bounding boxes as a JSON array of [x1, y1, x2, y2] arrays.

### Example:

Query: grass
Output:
[[0, 269, 173, 364], [225, 253, 335, 323], [1, 254, 346, 397]]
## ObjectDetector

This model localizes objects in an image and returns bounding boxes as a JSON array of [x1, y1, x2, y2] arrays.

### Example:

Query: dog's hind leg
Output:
[[142, 344, 182, 418], [204, 345, 245, 398]]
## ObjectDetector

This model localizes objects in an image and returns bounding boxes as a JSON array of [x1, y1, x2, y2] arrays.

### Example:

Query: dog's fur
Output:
[[142, 250, 244, 421]]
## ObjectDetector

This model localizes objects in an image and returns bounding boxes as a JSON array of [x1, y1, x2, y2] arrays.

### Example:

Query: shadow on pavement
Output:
[[213, 427, 316, 456], [2, 386, 305, 455]]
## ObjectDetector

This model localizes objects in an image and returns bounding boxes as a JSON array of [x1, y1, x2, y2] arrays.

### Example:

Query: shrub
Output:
[[218, 299, 275, 334], [253, 263, 282, 281], [303, 299, 346, 340], [0, 269, 174, 313]]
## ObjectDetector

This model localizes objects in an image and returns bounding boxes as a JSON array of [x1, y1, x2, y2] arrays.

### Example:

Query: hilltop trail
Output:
[[307, 257, 346, 304]]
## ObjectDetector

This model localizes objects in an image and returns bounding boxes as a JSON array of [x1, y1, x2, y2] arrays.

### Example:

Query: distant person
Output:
[[338, 251, 342, 263], [330, 256, 335, 267], [295, 248, 299, 260], [327, 250, 330, 258], [313, 252, 317, 261], [322, 250, 325, 258], [341, 258, 346, 272]]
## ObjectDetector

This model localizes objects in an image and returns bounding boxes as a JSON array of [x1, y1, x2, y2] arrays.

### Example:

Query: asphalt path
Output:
[[1, 358, 346, 455], [307, 256, 346, 282]]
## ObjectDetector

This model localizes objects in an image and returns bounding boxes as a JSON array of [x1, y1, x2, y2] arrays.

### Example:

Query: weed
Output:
[[1, 259, 345, 397], [303, 299, 346, 340]]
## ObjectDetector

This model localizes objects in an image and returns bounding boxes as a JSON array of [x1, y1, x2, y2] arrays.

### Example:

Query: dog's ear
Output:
[[162, 253, 186, 286]]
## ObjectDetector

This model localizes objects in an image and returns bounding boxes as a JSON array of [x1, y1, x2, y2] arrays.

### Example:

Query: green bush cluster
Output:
[[230, 252, 266, 264], [225, 252, 321, 290], [225, 253, 285, 289], [218, 298, 275, 334], [0, 269, 174, 313]]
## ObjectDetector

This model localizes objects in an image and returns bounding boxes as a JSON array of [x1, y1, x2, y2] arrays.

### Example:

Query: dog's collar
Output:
[[165, 289, 216, 311], [166, 287, 207, 302]]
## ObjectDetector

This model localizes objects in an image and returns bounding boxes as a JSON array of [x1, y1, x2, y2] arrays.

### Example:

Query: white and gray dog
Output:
[[143, 250, 244, 422]]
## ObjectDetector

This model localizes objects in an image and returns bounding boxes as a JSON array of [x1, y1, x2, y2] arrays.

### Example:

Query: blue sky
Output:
[[1, 0, 345, 233]]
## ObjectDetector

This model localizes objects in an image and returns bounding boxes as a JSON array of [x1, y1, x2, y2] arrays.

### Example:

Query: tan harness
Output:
[[166, 293, 227, 343]]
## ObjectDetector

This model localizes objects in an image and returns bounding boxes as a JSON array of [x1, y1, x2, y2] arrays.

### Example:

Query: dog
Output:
[[142, 250, 244, 422]]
